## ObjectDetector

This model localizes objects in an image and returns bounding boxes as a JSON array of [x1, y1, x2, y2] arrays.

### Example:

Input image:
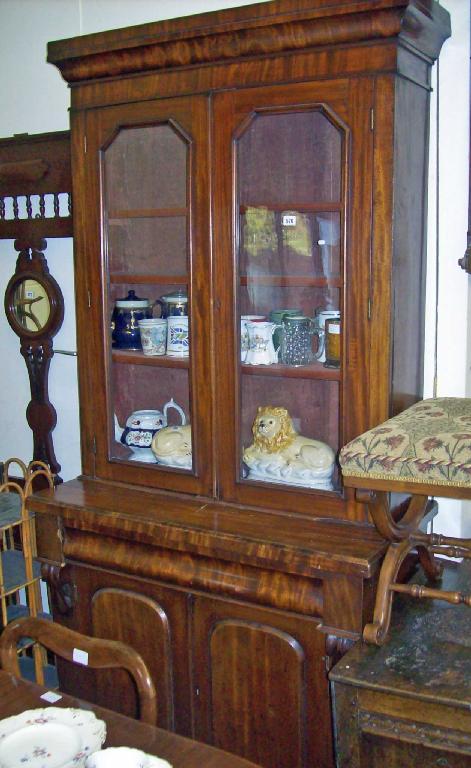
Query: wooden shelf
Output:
[[240, 202, 342, 213], [240, 275, 342, 287], [108, 207, 187, 219], [110, 274, 188, 285], [0, 550, 41, 596], [241, 361, 341, 380], [112, 349, 189, 368], [0, 494, 22, 529], [111, 274, 339, 287]]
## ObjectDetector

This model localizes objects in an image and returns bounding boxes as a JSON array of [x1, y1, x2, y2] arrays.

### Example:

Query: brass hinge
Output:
[[91, 436, 97, 455], [87, 290, 91, 308], [367, 297, 372, 320], [370, 108, 374, 131], [84, 135, 87, 154]]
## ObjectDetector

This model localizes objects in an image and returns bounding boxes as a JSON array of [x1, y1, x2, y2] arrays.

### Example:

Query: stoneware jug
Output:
[[245, 320, 279, 365], [114, 399, 186, 462]]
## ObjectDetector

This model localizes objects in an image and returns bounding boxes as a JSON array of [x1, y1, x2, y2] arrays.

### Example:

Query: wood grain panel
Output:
[[193, 596, 334, 768], [47, 2, 450, 84], [65, 529, 324, 618], [322, 573, 366, 633], [361, 732, 471, 768], [53, 562, 192, 735], [209, 621, 306, 767], [31, 477, 386, 579], [91, 588, 174, 728]]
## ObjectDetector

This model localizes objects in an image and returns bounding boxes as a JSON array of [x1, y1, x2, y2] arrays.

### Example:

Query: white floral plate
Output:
[[0, 707, 106, 768]]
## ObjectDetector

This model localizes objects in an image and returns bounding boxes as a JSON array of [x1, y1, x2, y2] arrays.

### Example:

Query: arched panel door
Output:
[[91, 587, 174, 728], [75, 96, 212, 496], [213, 78, 375, 519], [192, 596, 333, 768]]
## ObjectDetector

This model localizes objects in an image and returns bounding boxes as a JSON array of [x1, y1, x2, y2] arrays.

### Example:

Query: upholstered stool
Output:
[[339, 397, 471, 645]]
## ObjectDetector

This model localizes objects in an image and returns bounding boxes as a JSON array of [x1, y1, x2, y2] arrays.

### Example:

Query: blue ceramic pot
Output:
[[111, 290, 152, 349]]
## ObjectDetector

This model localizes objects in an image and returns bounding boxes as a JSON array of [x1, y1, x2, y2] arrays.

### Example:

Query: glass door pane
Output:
[[236, 108, 344, 493], [103, 122, 192, 470]]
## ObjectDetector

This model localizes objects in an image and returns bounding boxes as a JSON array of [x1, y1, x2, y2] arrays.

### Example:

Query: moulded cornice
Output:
[[47, 0, 450, 84]]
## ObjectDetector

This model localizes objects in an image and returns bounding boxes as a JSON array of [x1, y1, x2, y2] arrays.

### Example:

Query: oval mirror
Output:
[[11, 277, 51, 332]]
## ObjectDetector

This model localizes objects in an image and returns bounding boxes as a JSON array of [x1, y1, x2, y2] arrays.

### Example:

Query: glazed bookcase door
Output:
[[74, 97, 212, 494], [213, 79, 374, 517]]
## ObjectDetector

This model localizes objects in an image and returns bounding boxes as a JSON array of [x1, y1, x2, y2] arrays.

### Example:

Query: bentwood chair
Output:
[[0, 616, 157, 724]]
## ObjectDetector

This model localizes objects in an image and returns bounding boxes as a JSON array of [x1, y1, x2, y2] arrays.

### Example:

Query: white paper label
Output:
[[41, 691, 62, 703], [329, 325, 341, 334], [282, 214, 296, 226], [72, 648, 89, 666]]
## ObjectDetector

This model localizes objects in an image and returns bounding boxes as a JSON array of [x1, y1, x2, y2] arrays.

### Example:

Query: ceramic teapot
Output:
[[114, 399, 186, 462]]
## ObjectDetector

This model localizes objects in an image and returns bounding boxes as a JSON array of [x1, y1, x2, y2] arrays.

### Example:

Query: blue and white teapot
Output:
[[114, 399, 186, 463]]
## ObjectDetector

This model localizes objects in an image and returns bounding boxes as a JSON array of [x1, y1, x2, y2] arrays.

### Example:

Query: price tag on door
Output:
[[282, 214, 297, 226]]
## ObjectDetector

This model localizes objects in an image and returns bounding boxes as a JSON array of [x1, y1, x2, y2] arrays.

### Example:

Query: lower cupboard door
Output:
[[91, 586, 180, 729], [192, 597, 334, 768]]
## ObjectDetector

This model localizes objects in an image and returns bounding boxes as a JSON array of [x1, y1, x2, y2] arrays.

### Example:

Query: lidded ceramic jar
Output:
[[155, 289, 188, 318], [111, 290, 152, 349]]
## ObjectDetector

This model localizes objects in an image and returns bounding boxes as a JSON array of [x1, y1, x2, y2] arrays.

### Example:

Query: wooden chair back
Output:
[[0, 616, 157, 724]]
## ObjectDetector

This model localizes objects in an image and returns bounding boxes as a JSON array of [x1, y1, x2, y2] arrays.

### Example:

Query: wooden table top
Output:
[[0, 669, 260, 767]]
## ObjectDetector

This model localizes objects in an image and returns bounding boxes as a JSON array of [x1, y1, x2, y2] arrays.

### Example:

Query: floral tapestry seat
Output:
[[339, 398, 471, 645]]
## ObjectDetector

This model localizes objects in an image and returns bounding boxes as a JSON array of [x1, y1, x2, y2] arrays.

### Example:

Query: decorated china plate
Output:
[[0, 707, 106, 768], [85, 746, 172, 767]]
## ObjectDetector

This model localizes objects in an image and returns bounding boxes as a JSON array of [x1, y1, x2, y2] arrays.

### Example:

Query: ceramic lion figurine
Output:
[[243, 406, 335, 490], [151, 424, 192, 469]]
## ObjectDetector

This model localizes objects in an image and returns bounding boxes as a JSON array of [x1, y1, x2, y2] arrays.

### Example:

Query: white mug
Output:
[[138, 318, 167, 356], [166, 315, 189, 357]]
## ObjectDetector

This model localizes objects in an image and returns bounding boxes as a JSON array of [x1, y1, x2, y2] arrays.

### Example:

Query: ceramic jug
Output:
[[245, 321, 279, 365], [240, 315, 265, 361], [114, 399, 186, 462]]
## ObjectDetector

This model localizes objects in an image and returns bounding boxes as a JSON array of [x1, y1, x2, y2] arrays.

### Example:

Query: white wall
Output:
[[425, 0, 470, 537], [0, 0, 469, 534]]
